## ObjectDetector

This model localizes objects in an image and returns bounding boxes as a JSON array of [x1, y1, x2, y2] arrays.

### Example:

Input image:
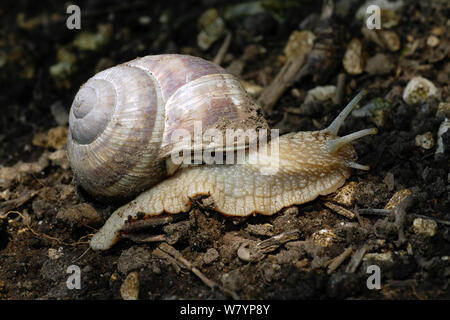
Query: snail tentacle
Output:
[[345, 161, 370, 171], [326, 128, 378, 154], [325, 89, 367, 135]]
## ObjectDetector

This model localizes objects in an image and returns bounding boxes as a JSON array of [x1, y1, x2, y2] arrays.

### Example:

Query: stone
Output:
[[413, 218, 437, 237], [120, 272, 139, 300], [402, 77, 440, 105], [343, 38, 365, 75]]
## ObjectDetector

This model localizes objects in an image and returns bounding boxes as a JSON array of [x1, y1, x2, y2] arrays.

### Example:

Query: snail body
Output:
[[67, 54, 376, 250]]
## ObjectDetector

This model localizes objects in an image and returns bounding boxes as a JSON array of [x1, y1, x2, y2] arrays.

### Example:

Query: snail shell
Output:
[[67, 54, 268, 202]]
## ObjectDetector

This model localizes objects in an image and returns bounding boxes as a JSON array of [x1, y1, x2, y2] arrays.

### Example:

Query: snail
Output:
[[67, 54, 377, 250]]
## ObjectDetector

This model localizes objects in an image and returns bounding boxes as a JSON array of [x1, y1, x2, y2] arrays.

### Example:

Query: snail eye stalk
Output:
[[326, 128, 378, 154], [325, 89, 367, 135]]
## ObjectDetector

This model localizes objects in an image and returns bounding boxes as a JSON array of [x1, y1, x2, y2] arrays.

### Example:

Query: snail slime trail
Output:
[[66, 54, 377, 250]]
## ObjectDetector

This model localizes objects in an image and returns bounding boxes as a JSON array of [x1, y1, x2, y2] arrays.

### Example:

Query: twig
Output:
[[359, 208, 450, 226], [75, 246, 91, 262], [324, 202, 355, 219], [156, 242, 240, 299], [0, 190, 38, 215], [327, 247, 353, 274], [333, 73, 346, 105], [213, 31, 232, 66], [255, 230, 300, 253], [152, 247, 183, 274], [257, 52, 311, 115], [121, 233, 166, 243], [121, 213, 187, 233], [373, 195, 413, 246], [345, 244, 368, 273], [358, 208, 390, 216], [238, 230, 300, 262]]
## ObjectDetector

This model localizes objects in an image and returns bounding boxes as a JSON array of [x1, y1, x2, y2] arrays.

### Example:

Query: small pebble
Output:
[[326, 181, 357, 206], [237, 244, 252, 262], [117, 247, 151, 274], [48, 150, 70, 169], [241, 80, 263, 97], [0, 167, 17, 189], [120, 272, 140, 300], [56, 203, 104, 227], [435, 119, 450, 155], [73, 24, 111, 51], [0, 189, 11, 201], [402, 77, 440, 105], [32, 126, 68, 150], [304, 85, 336, 103], [50, 102, 69, 126], [365, 53, 394, 75], [138, 16, 151, 25], [379, 30, 400, 51], [436, 102, 450, 119], [202, 248, 219, 264], [283, 30, 316, 60], [311, 229, 337, 247], [415, 132, 435, 150], [363, 252, 394, 265], [383, 172, 395, 192], [245, 223, 273, 237], [343, 38, 365, 75], [47, 247, 63, 260], [413, 218, 437, 237], [197, 9, 225, 50], [426, 35, 440, 48]]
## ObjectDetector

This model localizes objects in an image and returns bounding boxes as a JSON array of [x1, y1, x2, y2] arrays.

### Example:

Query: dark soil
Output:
[[0, 0, 449, 300]]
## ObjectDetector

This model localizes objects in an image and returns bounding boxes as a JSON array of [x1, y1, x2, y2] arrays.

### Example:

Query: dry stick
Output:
[[358, 208, 450, 226], [345, 244, 368, 273], [239, 230, 301, 262], [327, 247, 353, 274], [75, 246, 92, 262], [121, 233, 166, 243], [157, 242, 240, 300], [152, 247, 182, 274], [255, 230, 300, 254], [0, 189, 38, 215], [120, 213, 187, 233], [333, 73, 346, 105], [257, 52, 311, 115], [213, 31, 232, 66], [324, 202, 355, 219]]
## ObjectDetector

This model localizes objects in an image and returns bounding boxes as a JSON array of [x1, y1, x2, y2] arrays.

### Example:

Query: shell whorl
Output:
[[68, 63, 166, 202], [67, 54, 268, 202]]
